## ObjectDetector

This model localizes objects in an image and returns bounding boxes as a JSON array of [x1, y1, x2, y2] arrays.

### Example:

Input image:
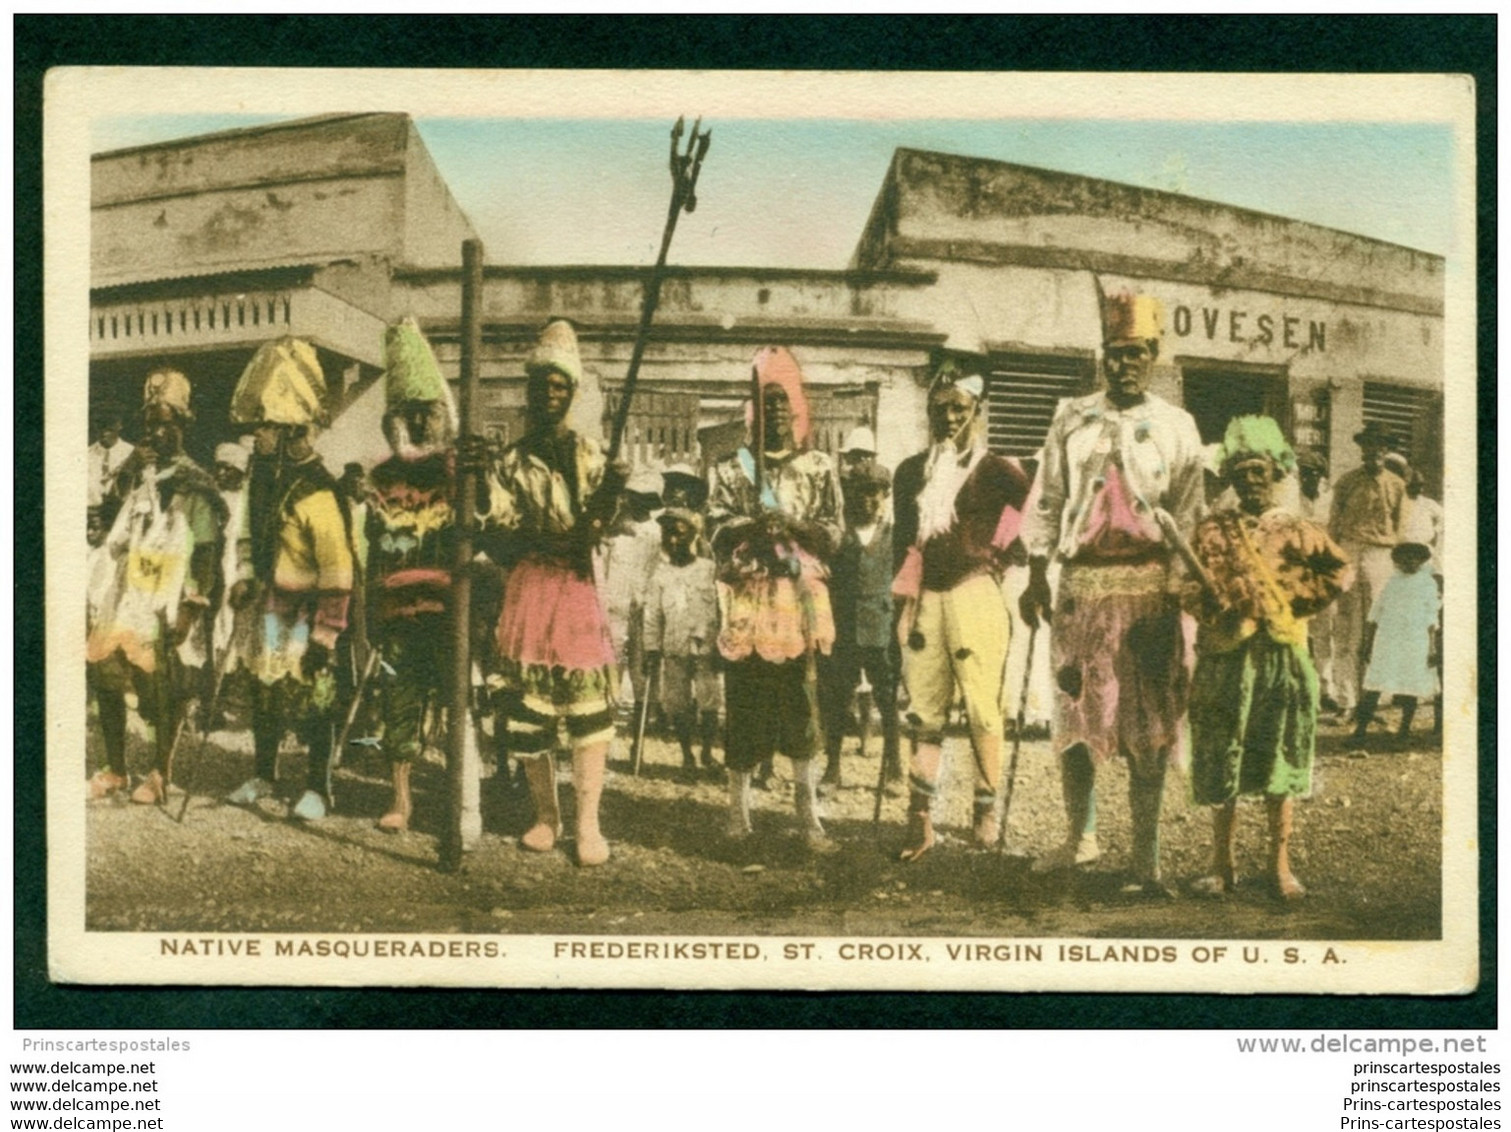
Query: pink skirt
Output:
[[494, 555, 617, 717], [497, 555, 616, 671]]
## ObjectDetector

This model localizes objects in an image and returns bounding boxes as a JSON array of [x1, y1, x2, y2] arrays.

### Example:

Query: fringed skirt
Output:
[[492, 554, 617, 721], [1051, 559, 1192, 774]]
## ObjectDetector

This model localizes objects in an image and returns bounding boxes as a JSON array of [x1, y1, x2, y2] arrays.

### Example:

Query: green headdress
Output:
[[383, 317, 448, 407], [1217, 415, 1296, 477]]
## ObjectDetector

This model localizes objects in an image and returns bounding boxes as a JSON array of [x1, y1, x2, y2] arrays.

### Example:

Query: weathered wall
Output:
[[400, 122, 480, 269], [91, 114, 476, 290], [857, 149, 1445, 317]]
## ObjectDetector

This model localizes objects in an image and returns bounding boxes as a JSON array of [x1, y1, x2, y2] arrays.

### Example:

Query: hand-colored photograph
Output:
[[45, 68, 1477, 991]]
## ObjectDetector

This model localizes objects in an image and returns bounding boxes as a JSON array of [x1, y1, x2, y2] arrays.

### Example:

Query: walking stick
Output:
[[170, 635, 240, 823], [997, 622, 1038, 849], [325, 644, 383, 814], [607, 117, 711, 462], [631, 662, 658, 777], [872, 686, 889, 827]]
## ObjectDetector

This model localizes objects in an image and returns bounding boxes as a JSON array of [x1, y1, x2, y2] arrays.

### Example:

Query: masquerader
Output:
[[1020, 291, 1206, 893], [363, 318, 459, 832], [707, 347, 844, 846], [890, 361, 1032, 858], [468, 319, 626, 867], [224, 338, 355, 822], [86, 369, 226, 803], [1183, 416, 1352, 899]]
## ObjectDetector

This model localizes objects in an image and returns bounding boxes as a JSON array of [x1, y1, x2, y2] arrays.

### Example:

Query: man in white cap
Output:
[[1020, 291, 1205, 893], [840, 425, 879, 477], [223, 338, 355, 822], [891, 360, 1031, 858], [86, 369, 226, 803]]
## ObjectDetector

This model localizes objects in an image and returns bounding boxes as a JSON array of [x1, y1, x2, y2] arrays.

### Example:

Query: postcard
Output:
[[45, 68, 1477, 991]]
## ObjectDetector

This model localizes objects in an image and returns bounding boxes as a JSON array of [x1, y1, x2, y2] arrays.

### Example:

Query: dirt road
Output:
[[85, 709, 1443, 942]]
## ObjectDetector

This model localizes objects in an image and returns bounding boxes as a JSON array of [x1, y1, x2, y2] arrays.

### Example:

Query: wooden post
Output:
[[440, 238, 485, 871]]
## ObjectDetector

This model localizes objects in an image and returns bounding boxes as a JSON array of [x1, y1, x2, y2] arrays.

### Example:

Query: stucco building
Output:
[[89, 116, 1444, 494]]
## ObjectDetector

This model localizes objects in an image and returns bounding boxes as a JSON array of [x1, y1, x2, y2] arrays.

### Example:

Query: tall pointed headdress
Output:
[[229, 337, 328, 427]]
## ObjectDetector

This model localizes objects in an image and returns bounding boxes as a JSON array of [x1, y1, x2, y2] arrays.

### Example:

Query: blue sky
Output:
[[94, 114, 1456, 267]]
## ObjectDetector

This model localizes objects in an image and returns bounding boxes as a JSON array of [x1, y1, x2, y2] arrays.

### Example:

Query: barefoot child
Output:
[[643, 508, 722, 779]]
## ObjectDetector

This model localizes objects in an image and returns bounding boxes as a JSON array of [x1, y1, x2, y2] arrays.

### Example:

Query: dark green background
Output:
[[15, 14, 1496, 1030]]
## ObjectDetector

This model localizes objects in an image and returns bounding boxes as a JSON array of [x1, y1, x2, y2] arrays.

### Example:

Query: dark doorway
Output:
[[1179, 363, 1290, 446]]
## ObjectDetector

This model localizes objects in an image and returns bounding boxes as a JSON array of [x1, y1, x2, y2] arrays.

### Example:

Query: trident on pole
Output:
[[607, 116, 711, 462]]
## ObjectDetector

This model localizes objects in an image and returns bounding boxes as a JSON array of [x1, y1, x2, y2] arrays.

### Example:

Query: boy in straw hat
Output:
[[1020, 291, 1206, 893], [86, 369, 226, 803], [889, 360, 1032, 858], [223, 338, 355, 822], [1182, 416, 1352, 900], [464, 319, 626, 867], [362, 318, 460, 832]]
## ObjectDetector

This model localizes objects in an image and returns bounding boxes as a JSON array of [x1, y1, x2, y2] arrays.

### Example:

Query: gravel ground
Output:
[[85, 705, 1443, 941]]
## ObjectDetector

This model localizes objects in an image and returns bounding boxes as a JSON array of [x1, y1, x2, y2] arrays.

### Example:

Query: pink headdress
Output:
[[746, 346, 812, 449]]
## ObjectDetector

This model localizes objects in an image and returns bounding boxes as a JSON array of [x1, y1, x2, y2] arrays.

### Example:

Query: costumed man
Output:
[[1020, 291, 1206, 892], [707, 346, 844, 846], [85, 369, 225, 803], [224, 338, 355, 822], [890, 362, 1031, 858], [1294, 451, 1342, 715], [467, 319, 625, 867], [364, 318, 459, 832], [1183, 417, 1352, 900], [1327, 420, 1405, 719], [821, 458, 903, 794]]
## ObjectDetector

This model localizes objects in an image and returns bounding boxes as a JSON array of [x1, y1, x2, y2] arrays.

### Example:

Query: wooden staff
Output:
[[440, 237, 485, 873], [997, 622, 1038, 849], [607, 116, 711, 462]]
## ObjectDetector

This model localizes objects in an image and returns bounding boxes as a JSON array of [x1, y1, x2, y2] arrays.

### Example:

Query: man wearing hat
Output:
[[86, 369, 226, 803], [821, 457, 902, 793], [468, 319, 626, 867], [1020, 292, 1206, 891], [1182, 417, 1352, 900], [223, 338, 355, 822], [890, 360, 1032, 858], [362, 318, 459, 832], [1327, 420, 1406, 716]]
